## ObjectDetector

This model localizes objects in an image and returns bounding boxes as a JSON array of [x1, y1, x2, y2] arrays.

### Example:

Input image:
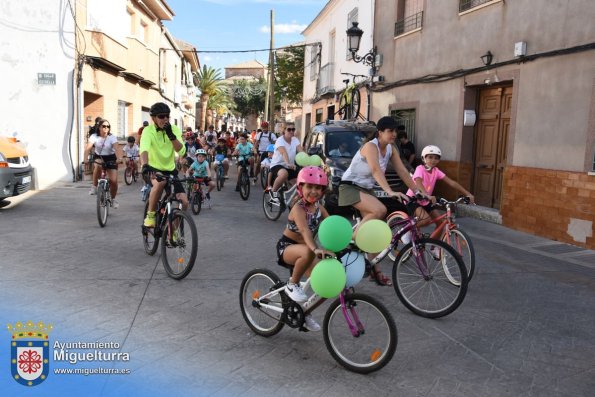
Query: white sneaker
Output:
[[304, 315, 321, 332], [284, 282, 307, 303], [111, 199, 119, 209], [401, 232, 412, 245], [269, 191, 280, 205], [89, 186, 97, 195]]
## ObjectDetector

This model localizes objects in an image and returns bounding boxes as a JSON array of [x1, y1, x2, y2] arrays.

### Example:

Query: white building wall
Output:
[[302, 0, 374, 135], [0, 0, 76, 189]]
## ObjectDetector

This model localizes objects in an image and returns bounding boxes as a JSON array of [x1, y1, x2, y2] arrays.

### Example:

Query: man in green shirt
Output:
[[140, 102, 187, 227]]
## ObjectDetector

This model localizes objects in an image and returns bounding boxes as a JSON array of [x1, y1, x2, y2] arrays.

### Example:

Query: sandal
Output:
[[369, 268, 392, 286]]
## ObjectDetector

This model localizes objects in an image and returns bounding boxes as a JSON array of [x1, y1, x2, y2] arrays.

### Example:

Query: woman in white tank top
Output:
[[339, 116, 427, 286]]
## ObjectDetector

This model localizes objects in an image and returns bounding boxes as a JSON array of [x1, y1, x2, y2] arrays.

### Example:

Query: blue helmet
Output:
[[266, 144, 275, 153]]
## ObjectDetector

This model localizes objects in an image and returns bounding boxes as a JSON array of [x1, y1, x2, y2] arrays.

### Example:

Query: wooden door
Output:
[[473, 86, 512, 208]]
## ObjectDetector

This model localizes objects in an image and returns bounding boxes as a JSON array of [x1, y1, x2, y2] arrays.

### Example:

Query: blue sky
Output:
[[163, 0, 327, 73]]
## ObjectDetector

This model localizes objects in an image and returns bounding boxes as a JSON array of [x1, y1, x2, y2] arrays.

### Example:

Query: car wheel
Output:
[[0, 199, 10, 208]]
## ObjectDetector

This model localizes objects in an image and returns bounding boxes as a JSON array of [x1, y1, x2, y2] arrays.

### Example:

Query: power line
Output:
[[162, 42, 320, 54]]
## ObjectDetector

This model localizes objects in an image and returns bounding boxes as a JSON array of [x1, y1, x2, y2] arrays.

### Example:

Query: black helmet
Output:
[[127, 136, 136, 143], [376, 116, 398, 131], [150, 102, 170, 116]]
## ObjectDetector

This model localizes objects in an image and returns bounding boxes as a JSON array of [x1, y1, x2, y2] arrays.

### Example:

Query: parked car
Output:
[[0, 136, 32, 202], [302, 120, 410, 215]]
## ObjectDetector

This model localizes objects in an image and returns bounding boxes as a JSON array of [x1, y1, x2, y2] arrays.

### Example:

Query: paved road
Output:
[[1, 171, 594, 397]]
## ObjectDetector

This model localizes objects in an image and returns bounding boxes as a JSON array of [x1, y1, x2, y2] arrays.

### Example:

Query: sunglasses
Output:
[[286, 128, 296, 132], [101, 125, 111, 129], [156, 114, 170, 120]]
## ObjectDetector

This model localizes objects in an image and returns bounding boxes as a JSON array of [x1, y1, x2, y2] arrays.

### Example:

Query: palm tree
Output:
[[207, 87, 235, 118], [195, 65, 225, 131]]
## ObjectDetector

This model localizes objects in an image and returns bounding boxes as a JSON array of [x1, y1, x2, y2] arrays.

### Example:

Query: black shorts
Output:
[[270, 165, 298, 182], [146, 167, 185, 195], [94, 154, 118, 170], [407, 199, 433, 215], [276, 235, 298, 269]]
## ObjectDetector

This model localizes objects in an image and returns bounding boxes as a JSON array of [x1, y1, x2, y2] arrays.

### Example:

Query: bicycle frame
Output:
[[252, 278, 365, 337], [352, 209, 433, 278]]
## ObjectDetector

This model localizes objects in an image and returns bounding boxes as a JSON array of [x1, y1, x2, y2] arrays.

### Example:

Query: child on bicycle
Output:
[[406, 145, 475, 231], [277, 166, 334, 331], [232, 134, 255, 190], [123, 136, 140, 172], [187, 149, 215, 199], [212, 137, 230, 179], [261, 143, 275, 189]]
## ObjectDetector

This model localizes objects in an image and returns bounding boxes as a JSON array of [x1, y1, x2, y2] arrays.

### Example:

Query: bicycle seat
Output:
[[343, 79, 350, 84]]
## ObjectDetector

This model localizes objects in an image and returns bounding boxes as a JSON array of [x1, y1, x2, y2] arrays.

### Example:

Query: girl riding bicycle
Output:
[[277, 166, 334, 331], [406, 145, 475, 229]]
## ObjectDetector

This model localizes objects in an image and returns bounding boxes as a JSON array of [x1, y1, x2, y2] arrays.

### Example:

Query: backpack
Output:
[[256, 131, 274, 149]]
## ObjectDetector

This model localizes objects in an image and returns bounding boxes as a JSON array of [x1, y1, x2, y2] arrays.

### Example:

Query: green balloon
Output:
[[295, 152, 309, 167], [310, 258, 347, 298], [318, 215, 352, 252], [355, 219, 392, 253], [308, 154, 322, 166]]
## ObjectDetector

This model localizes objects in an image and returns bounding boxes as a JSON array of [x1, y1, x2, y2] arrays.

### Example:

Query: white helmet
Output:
[[421, 145, 441, 158], [196, 149, 207, 156]]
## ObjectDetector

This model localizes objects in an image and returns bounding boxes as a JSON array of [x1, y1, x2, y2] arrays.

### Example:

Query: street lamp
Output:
[[346, 22, 377, 70]]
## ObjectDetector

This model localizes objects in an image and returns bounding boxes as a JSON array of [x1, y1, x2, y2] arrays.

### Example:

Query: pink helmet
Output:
[[297, 166, 328, 197]]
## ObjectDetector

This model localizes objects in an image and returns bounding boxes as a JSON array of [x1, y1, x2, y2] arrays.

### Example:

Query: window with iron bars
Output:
[[395, 11, 423, 37], [459, 0, 499, 13], [390, 109, 416, 143]]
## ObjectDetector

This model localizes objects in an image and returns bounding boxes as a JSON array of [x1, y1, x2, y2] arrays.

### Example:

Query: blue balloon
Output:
[[340, 250, 365, 288]]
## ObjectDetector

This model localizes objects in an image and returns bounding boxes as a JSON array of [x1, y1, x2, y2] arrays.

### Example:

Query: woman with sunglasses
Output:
[[269, 124, 304, 200], [84, 118, 123, 208]]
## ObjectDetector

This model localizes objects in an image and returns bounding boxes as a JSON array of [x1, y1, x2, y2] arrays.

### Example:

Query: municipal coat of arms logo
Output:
[[7, 320, 52, 386]]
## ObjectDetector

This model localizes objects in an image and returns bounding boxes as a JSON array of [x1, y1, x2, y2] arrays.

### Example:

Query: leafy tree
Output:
[[230, 78, 266, 118], [274, 46, 305, 106]]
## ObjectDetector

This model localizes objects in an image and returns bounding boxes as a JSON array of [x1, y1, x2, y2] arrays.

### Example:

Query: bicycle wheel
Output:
[[392, 238, 468, 318], [323, 292, 397, 374], [142, 202, 159, 255], [351, 88, 361, 119], [239, 269, 285, 337], [260, 167, 269, 189], [216, 167, 223, 191], [124, 167, 133, 185], [96, 181, 108, 227], [442, 228, 475, 282], [191, 191, 202, 215], [161, 210, 198, 280], [338, 92, 349, 120], [239, 168, 250, 200], [262, 190, 283, 221]]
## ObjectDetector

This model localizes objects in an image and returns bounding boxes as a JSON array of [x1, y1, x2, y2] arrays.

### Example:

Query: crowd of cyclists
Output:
[[85, 101, 476, 331]]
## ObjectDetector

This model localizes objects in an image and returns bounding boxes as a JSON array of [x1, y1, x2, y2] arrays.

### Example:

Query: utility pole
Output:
[[267, 9, 275, 130]]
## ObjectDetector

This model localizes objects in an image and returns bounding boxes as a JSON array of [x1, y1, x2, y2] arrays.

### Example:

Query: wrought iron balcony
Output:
[[395, 11, 423, 37]]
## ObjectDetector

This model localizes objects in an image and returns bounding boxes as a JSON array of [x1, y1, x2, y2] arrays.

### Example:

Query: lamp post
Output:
[[346, 22, 377, 72], [346, 21, 378, 121]]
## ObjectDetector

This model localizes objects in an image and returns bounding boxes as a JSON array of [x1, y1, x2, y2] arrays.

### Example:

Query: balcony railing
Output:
[[316, 62, 335, 97], [459, 0, 495, 13], [395, 11, 423, 37]]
